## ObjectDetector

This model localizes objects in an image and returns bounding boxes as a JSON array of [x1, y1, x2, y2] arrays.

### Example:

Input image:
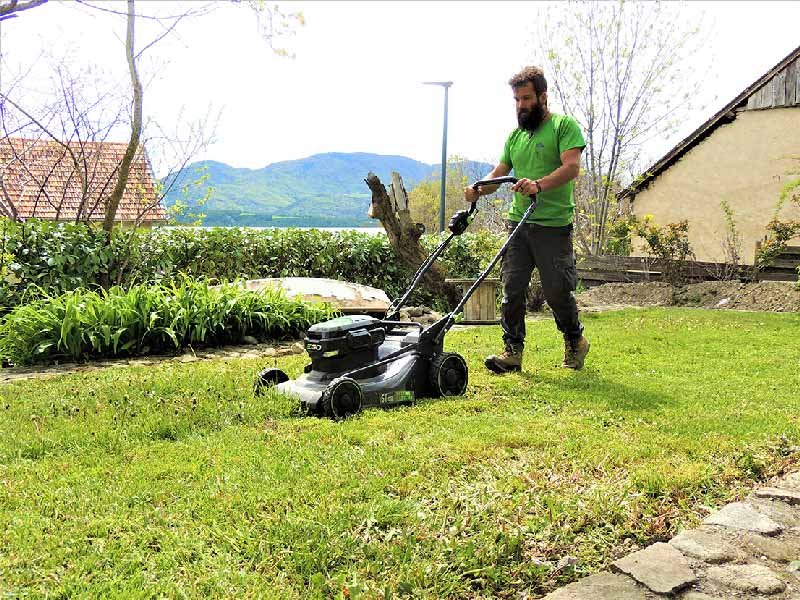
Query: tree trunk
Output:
[[365, 172, 459, 307], [103, 0, 142, 234]]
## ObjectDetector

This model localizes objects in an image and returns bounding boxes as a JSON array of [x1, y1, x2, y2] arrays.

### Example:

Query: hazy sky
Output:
[[2, 1, 799, 176]]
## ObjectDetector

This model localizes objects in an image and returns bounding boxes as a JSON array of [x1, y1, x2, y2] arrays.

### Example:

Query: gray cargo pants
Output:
[[501, 221, 583, 351]]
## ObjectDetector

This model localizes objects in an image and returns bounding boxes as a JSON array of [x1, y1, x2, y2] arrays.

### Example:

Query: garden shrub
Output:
[[0, 219, 506, 313], [0, 276, 337, 365], [633, 217, 695, 285]]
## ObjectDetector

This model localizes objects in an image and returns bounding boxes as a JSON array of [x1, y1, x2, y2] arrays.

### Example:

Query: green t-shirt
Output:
[[499, 113, 585, 226]]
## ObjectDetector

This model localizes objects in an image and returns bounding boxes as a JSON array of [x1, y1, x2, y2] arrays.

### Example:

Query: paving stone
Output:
[[755, 487, 800, 505], [706, 563, 787, 594], [777, 472, 800, 491], [749, 497, 800, 528], [611, 542, 697, 595], [543, 572, 653, 599], [742, 532, 799, 562], [669, 529, 736, 563], [679, 594, 720, 600], [703, 502, 783, 535]]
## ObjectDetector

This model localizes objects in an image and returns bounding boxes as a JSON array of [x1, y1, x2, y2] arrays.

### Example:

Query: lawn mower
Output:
[[253, 176, 537, 418]]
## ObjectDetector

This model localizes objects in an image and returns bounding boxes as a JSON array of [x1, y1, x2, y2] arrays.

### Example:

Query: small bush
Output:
[[0, 277, 337, 365], [633, 217, 695, 285]]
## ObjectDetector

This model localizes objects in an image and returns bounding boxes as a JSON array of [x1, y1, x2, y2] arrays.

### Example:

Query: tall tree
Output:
[[534, 0, 708, 255], [102, 0, 141, 233]]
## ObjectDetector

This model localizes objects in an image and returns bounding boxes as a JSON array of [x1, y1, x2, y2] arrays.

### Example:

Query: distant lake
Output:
[[162, 226, 385, 235]]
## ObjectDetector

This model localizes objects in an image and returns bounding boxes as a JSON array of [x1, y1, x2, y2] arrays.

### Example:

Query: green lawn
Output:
[[1, 308, 799, 599]]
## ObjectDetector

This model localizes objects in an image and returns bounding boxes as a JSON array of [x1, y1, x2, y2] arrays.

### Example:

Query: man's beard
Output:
[[517, 103, 545, 132]]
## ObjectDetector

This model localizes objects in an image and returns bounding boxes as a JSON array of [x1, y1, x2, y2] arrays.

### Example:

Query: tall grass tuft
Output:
[[0, 276, 337, 364]]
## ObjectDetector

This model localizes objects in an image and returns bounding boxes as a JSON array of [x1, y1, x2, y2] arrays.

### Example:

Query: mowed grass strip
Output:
[[1, 308, 798, 598]]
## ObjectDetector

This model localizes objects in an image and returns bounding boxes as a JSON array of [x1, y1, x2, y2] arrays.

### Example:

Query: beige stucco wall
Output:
[[631, 107, 800, 264]]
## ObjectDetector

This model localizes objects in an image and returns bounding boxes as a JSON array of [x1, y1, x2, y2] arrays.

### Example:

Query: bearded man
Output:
[[464, 66, 589, 373]]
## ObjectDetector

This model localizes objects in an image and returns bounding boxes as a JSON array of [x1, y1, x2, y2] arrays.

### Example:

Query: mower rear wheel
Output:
[[429, 352, 468, 397], [322, 377, 363, 420], [253, 368, 289, 395]]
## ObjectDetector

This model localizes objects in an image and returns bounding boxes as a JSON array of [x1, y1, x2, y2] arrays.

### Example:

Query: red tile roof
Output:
[[0, 137, 165, 223]]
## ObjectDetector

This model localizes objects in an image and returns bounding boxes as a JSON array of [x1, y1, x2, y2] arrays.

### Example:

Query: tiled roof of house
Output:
[[0, 137, 165, 223]]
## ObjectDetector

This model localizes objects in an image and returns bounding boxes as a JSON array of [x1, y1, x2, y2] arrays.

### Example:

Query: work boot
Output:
[[563, 335, 590, 370], [485, 346, 523, 374]]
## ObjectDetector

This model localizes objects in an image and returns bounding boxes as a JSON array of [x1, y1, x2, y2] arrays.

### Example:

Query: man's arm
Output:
[[464, 162, 512, 202], [511, 148, 582, 196]]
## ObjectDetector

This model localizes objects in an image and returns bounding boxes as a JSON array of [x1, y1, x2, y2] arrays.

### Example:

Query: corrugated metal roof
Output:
[[0, 137, 165, 222], [620, 44, 800, 200]]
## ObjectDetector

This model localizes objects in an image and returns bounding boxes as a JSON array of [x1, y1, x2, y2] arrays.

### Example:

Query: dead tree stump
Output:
[[364, 171, 459, 307]]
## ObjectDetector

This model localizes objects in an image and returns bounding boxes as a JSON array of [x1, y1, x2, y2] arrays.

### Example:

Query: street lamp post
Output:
[[423, 81, 453, 233]]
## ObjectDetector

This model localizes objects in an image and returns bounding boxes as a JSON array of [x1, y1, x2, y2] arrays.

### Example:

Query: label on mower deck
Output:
[[378, 390, 415, 405]]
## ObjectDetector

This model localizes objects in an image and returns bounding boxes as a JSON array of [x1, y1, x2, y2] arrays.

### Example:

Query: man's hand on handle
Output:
[[511, 178, 541, 196], [463, 186, 481, 203]]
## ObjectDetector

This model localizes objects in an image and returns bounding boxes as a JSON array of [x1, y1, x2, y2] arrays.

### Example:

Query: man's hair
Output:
[[508, 66, 547, 95]]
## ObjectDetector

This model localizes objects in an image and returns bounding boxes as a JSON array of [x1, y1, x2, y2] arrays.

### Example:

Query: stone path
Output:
[[0, 340, 306, 384], [544, 471, 800, 599]]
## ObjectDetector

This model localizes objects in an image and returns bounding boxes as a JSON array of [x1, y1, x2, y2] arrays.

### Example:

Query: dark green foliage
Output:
[[0, 277, 337, 364], [0, 218, 505, 314], [0, 219, 117, 310]]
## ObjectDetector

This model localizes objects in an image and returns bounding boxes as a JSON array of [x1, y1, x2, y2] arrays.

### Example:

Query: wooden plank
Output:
[[481, 284, 493, 321], [747, 90, 759, 110], [769, 259, 800, 269], [775, 70, 787, 106], [786, 59, 798, 106], [757, 271, 798, 282], [767, 78, 776, 108], [794, 58, 800, 104], [753, 85, 764, 109], [779, 245, 800, 257]]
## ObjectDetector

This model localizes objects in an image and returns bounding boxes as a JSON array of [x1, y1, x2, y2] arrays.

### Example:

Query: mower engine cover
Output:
[[304, 315, 386, 373]]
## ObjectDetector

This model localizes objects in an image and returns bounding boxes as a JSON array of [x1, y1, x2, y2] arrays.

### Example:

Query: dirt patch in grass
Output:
[[577, 281, 800, 313]]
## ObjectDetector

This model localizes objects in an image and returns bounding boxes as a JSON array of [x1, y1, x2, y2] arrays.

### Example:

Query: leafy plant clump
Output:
[[0, 277, 337, 365]]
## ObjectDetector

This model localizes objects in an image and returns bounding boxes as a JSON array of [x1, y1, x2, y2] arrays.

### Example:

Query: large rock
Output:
[[705, 564, 786, 594], [703, 502, 783, 535], [225, 277, 390, 313], [669, 529, 736, 563], [611, 542, 697, 595], [742, 532, 799, 562], [543, 572, 653, 599]]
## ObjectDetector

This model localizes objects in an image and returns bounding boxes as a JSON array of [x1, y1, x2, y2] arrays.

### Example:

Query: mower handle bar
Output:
[[471, 176, 518, 190]]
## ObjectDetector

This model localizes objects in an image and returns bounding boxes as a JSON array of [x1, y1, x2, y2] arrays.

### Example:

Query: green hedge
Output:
[[0, 219, 504, 312], [0, 277, 337, 365]]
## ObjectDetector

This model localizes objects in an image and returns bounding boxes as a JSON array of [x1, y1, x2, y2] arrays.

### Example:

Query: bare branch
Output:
[[0, 0, 48, 21]]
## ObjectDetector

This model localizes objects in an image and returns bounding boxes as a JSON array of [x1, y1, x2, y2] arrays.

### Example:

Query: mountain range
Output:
[[162, 152, 492, 227]]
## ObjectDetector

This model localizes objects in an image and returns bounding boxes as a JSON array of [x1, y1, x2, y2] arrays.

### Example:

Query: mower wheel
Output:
[[253, 368, 289, 395], [429, 352, 468, 397], [322, 377, 363, 420]]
